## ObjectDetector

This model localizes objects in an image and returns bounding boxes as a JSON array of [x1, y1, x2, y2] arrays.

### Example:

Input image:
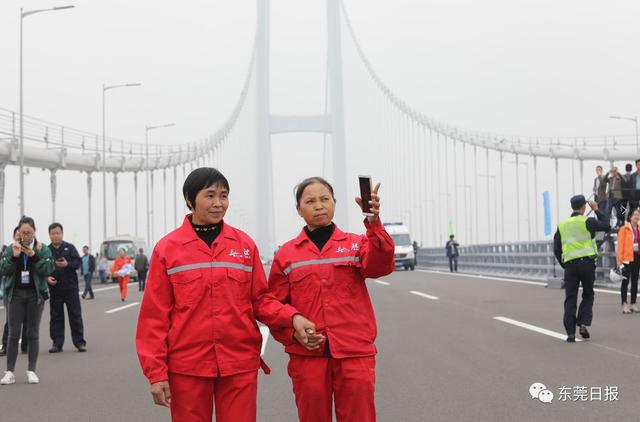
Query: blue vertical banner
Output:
[[543, 191, 552, 236]]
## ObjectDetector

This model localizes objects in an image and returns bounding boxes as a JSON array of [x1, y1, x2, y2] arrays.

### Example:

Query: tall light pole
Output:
[[19, 5, 75, 216], [145, 123, 175, 248], [102, 82, 141, 239], [609, 115, 639, 156]]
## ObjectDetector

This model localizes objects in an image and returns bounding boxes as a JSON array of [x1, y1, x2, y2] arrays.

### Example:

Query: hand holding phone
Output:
[[358, 176, 374, 216], [356, 176, 382, 223], [55, 257, 68, 268]]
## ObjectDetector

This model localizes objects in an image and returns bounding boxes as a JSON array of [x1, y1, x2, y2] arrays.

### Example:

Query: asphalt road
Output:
[[0, 270, 639, 422]]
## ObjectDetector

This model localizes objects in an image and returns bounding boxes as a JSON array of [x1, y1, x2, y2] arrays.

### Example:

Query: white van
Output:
[[100, 235, 147, 281], [384, 222, 415, 271]]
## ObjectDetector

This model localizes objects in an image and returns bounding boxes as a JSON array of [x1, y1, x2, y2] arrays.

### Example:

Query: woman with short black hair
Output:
[[136, 167, 318, 422], [0, 216, 54, 385]]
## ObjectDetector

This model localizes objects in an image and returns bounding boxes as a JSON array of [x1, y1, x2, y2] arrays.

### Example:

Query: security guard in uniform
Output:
[[553, 195, 610, 342]]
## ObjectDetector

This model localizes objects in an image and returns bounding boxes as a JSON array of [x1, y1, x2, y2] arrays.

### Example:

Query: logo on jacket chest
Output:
[[229, 248, 251, 259], [336, 243, 360, 253]]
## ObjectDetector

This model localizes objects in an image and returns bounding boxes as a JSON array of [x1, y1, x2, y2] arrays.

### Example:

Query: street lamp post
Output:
[[145, 123, 175, 248], [102, 82, 141, 239], [19, 5, 75, 216], [609, 115, 639, 156]]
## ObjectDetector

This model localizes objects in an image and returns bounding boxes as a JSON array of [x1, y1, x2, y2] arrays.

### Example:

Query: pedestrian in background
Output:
[[617, 208, 640, 314], [111, 248, 132, 302], [81, 246, 96, 300], [97, 253, 108, 284], [593, 165, 608, 211], [446, 234, 460, 272], [622, 163, 635, 218], [632, 159, 640, 212], [607, 167, 624, 230], [134, 248, 149, 292], [1, 227, 28, 357], [47, 223, 87, 353], [0, 216, 54, 385]]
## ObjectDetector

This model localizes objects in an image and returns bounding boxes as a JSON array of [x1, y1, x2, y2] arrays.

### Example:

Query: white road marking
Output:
[[417, 269, 619, 295], [91, 285, 122, 293], [104, 302, 140, 314], [374, 280, 390, 286], [260, 326, 270, 356], [417, 269, 546, 286], [493, 316, 581, 342], [410, 290, 439, 300]]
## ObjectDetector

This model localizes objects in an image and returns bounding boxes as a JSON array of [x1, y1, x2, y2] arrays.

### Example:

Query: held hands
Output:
[[55, 258, 68, 268], [47, 277, 57, 286], [292, 314, 324, 351], [150, 381, 172, 407], [355, 182, 382, 224]]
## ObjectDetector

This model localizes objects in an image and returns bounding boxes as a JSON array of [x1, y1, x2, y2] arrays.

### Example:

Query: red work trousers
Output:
[[168, 370, 258, 422], [287, 355, 376, 422], [118, 276, 128, 300]]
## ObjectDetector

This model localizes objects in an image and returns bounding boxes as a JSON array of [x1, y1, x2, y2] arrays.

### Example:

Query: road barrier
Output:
[[417, 236, 617, 285]]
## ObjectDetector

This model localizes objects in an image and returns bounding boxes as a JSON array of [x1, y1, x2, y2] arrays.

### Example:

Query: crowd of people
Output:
[[0, 166, 394, 422], [0, 218, 150, 385]]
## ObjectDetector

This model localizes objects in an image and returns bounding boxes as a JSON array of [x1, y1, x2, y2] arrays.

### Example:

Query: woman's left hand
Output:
[[355, 182, 381, 224]]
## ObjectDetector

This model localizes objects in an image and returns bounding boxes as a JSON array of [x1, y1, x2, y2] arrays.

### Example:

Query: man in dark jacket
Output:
[[80, 245, 96, 300], [445, 235, 460, 272], [593, 165, 608, 211], [134, 248, 149, 292], [47, 223, 87, 353]]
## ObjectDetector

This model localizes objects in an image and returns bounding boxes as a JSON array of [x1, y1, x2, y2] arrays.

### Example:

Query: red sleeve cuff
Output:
[[364, 217, 384, 231], [148, 371, 169, 385]]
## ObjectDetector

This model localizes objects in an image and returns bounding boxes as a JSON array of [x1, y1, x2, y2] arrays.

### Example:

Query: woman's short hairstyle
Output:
[[294, 177, 335, 209], [182, 167, 230, 211]]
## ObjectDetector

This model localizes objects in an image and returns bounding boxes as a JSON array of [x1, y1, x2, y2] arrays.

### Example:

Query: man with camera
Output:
[[47, 223, 87, 353]]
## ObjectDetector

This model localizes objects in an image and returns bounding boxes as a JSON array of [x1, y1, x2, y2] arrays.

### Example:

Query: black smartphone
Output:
[[358, 175, 374, 216]]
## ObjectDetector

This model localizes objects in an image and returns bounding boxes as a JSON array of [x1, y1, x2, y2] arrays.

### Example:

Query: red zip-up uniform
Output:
[[136, 216, 299, 422], [268, 218, 394, 422]]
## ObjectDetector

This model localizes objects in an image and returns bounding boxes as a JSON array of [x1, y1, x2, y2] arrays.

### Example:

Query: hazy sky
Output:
[[1, 0, 639, 249]]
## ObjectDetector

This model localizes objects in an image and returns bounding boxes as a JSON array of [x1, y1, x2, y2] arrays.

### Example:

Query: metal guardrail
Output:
[[417, 237, 618, 285]]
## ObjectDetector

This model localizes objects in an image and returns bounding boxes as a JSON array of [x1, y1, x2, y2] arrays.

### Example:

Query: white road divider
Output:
[[105, 302, 140, 314], [374, 280, 390, 286], [493, 316, 581, 342], [410, 290, 439, 300]]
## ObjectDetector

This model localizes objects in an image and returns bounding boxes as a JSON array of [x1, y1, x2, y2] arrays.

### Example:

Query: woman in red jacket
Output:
[[268, 176, 395, 422], [136, 167, 318, 422], [110, 248, 132, 302]]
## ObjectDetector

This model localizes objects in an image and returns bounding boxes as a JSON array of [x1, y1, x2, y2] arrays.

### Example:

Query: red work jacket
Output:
[[136, 216, 298, 384], [111, 256, 132, 280], [268, 218, 394, 358]]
